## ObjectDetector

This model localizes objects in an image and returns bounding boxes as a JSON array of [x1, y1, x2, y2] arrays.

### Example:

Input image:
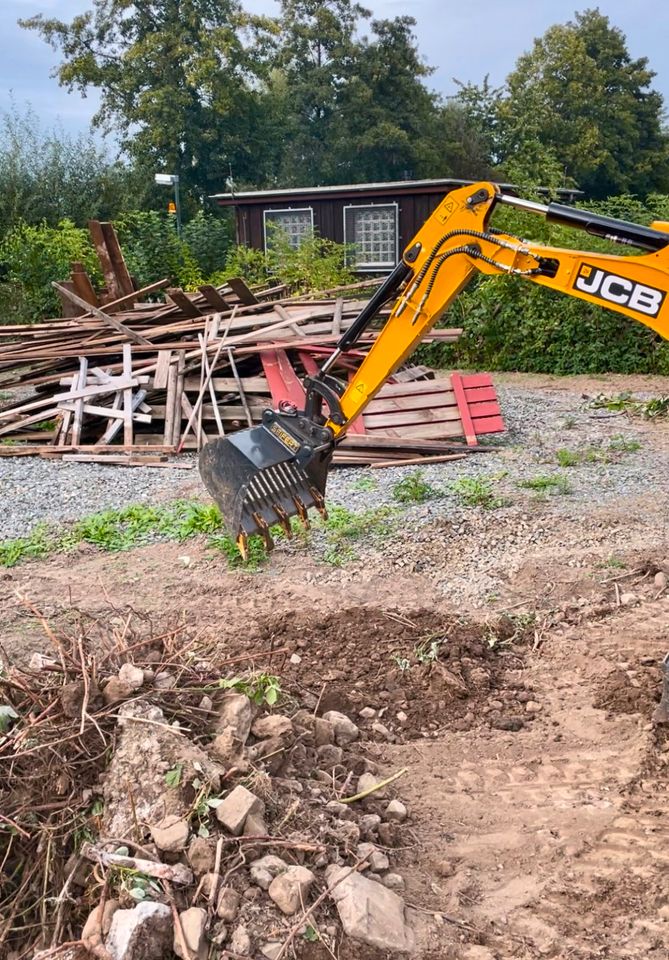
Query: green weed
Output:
[[0, 523, 54, 567], [591, 393, 669, 419], [320, 505, 395, 565], [219, 673, 281, 707], [450, 477, 507, 509], [555, 448, 580, 467], [392, 470, 438, 504], [517, 474, 572, 495], [608, 434, 641, 454], [351, 475, 378, 493]]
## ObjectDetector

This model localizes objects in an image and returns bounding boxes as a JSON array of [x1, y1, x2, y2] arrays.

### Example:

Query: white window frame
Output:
[[343, 202, 399, 272], [263, 206, 314, 252]]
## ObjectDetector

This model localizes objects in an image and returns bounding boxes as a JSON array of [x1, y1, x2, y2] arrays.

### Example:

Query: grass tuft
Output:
[[450, 476, 507, 509], [392, 470, 438, 504], [517, 474, 572, 495]]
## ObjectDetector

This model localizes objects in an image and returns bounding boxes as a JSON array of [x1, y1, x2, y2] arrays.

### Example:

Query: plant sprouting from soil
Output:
[[392, 470, 438, 504], [219, 673, 281, 707], [451, 476, 507, 509], [517, 474, 572, 496]]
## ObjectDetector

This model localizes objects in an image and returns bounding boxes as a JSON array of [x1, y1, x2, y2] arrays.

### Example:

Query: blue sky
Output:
[[2, 0, 669, 139]]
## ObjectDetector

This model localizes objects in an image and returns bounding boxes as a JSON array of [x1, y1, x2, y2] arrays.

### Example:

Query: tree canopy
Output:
[[16, 4, 669, 201]]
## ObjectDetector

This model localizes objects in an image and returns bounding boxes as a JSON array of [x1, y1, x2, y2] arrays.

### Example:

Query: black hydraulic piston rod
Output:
[[497, 192, 669, 252]]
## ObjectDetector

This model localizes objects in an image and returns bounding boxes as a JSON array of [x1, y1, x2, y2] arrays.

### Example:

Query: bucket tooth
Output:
[[273, 503, 293, 538], [253, 512, 275, 553], [291, 495, 311, 530], [237, 531, 249, 561], [309, 485, 329, 520]]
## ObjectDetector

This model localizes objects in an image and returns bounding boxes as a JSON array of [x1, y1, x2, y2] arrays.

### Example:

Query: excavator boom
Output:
[[199, 181, 669, 555]]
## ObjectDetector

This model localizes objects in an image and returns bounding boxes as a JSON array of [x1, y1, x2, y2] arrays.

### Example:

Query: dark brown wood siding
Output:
[[233, 189, 450, 268]]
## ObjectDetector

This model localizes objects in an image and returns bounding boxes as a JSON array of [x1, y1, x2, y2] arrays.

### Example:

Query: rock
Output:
[[82, 900, 119, 942], [261, 943, 283, 960], [356, 772, 386, 799], [314, 718, 335, 746], [620, 592, 637, 606], [268, 865, 316, 915], [357, 842, 390, 873], [331, 819, 361, 846], [150, 815, 189, 853], [359, 707, 377, 720], [230, 925, 252, 956], [60, 680, 96, 718], [209, 729, 246, 767], [118, 663, 145, 691], [492, 717, 524, 731], [325, 865, 414, 953], [250, 854, 287, 890], [187, 837, 215, 876], [383, 873, 405, 892], [316, 744, 344, 766], [371, 721, 392, 740], [525, 701, 542, 715], [213, 692, 252, 743], [199, 695, 213, 712], [103, 677, 133, 705], [326, 800, 353, 819], [435, 859, 456, 878], [243, 811, 268, 836], [174, 908, 207, 960], [323, 710, 360, 746], [153, 672, 176, 690], [102, 700, 222, 840], [251, 715, 293, 739], [385, 799, 407, 823], [105, 902, 173, 960], [359, 814, 382, 839], [216, 887, 241, 922], [396, 711, 408, 724], [215, 785, 264, 836], [290, 653, 302, 664], [655, 571, 667, 590]]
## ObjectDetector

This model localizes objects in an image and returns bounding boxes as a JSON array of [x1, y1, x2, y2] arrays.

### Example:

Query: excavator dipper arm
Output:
[[199, 181, 669, 554]]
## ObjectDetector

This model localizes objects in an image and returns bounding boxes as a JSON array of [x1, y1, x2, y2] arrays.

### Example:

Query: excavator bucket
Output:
[[199, 410, 334, 558]]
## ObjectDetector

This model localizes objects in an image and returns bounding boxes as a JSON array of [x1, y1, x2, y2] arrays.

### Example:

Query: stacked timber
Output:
[[0, 222, 505, 467]]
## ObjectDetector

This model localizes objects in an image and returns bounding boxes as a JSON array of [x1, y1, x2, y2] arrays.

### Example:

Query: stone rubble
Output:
[[63, 688, 414, 960]]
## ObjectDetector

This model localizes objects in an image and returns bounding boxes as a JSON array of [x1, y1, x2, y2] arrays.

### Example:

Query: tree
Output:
[[331, 16, 443, 183], [19, 1, 276, 199], [0, 104, 136, 232], [499, 9, 669, 198], [268, 0, 371, 185]]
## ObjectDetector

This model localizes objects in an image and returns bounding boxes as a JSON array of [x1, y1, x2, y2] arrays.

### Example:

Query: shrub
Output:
[[0, 219, 101, 322]]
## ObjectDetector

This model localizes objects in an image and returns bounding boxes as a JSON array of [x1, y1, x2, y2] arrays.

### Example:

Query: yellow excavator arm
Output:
[[200, 181, 669, 555]]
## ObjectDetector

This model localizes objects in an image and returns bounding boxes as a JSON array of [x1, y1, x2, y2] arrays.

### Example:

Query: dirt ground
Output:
[[3, 373, 669, 959]]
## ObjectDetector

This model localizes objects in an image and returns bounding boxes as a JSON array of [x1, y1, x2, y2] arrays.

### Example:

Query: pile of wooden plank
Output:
[[0, 221, 505, 468]]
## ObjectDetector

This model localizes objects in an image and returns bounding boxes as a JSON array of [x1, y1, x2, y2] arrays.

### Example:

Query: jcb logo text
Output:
[[574, 264, 665, 317]]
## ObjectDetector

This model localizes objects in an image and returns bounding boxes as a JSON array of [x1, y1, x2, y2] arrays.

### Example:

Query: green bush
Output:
[[0, 219, 101, 322], [212, 229, 355, 293], [182, 210, 234, 277], [114, 211, 204, 290]]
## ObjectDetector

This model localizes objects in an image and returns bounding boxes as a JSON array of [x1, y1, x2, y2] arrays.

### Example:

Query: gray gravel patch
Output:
[[1, 458, 202, 541], [1, 384, 667, 555]]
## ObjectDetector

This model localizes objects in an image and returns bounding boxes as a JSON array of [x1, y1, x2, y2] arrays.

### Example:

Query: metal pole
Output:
[[174, 175, 182, 238], [496, 193, 550, 217]]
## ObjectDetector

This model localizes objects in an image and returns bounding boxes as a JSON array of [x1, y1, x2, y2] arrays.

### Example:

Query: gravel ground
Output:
[[2, 380, 667, 548], [0, 458, 198, 540]]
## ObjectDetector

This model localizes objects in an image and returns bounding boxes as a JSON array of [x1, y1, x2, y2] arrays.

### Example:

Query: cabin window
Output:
[[344, 203, 398, 271], [263, 207, 314, 251]]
